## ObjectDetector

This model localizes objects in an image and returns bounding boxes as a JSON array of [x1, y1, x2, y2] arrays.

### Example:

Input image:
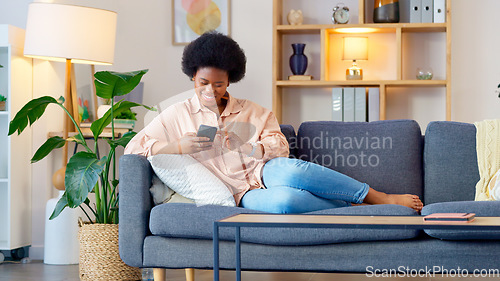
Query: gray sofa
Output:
[[119, 120, 500, 275]]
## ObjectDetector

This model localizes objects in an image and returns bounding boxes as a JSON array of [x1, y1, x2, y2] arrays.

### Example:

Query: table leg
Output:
[[213, 222, 219, 281], [235, 226, 241, 281]]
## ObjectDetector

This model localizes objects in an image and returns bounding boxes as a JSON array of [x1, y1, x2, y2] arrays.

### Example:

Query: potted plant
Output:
[[0, 94, 6, 111], [9, 69, 153, 280], [113, 108, 137, 130]]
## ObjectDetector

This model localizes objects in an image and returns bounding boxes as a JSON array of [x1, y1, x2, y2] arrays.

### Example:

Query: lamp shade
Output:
[[24, 3, 117, 65], [342, 37, 368, 61]]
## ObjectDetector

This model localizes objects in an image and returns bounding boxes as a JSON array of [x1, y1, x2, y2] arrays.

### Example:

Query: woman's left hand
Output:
[[222, 131, 245, 151]]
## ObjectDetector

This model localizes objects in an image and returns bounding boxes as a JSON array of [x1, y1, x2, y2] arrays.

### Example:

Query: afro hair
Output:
[[182, 31, 247, 83]]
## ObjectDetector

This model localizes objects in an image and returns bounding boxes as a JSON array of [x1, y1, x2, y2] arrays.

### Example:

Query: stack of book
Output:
[[79, 121, 132, 137]]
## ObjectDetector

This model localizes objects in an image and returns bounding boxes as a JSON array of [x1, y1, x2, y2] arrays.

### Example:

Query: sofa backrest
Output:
[[279, 124, 298, 158], [292, 120, 424, 200], [423, 121, 479, 204]]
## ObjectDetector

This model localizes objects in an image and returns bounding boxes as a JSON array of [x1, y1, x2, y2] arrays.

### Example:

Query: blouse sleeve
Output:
[[124, 106, 179, 157], [258, 111, 289, 162]]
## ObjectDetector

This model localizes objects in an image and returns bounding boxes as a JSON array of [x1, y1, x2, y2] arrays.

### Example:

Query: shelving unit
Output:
[[0, 25, 33, 255], [272, 0, 451, 123]]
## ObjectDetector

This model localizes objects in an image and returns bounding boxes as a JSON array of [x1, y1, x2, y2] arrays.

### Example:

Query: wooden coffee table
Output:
[[213, 214, 500, 281]]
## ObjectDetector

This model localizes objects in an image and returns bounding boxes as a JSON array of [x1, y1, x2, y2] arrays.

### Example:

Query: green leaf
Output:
[[67, 134, 86, 146], [94, 70, 148, 99], [107, 131, 137, 149], [31, 136, 66, 163], [49, 192, 69, 220], [65, 152, 107, 208], [90, 101, 152, 140], [8, 96, 62, 136]]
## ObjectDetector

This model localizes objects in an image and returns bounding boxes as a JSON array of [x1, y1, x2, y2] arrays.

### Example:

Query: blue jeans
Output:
[[240, 157, 370, 213]]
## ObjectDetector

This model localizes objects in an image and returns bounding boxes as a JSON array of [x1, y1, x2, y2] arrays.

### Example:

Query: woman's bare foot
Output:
[[386, 194, 423, 211], [362, 188, 423, 211]]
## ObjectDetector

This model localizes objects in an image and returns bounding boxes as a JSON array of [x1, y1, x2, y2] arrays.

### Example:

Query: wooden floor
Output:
[[0, 260, 498, 281]]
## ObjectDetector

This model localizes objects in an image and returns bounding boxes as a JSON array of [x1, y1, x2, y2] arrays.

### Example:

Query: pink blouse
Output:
[[124, 92, 289, 205]]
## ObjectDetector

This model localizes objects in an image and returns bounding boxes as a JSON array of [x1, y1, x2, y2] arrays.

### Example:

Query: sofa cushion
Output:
[[149, 203, 420, 246], [296, 120, 423, 199], [424, 121, 479, 204], [422, 201, 500, 240], [143, 236, 500, 272]]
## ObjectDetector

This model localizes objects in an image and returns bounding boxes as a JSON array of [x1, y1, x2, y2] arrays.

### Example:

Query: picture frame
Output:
[[71, 64, 98, 126], [172, 0, 231, 45]]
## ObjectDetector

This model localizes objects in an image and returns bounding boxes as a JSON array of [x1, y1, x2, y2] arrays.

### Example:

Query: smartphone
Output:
[[197, 124, 217, 142]]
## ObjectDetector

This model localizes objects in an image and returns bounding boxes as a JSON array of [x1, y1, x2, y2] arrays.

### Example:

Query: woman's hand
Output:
[[222, 131, 245, 151], [177, 132, 213, 154], [219, 130, 264, 158]]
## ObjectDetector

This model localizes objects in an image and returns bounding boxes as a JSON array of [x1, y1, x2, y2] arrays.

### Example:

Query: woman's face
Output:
[[193, 67, 230, 109]]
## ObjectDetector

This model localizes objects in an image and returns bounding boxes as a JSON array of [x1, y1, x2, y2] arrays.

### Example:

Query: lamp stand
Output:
[[52, 59, 77, 190], [346, 60, 363, 80]]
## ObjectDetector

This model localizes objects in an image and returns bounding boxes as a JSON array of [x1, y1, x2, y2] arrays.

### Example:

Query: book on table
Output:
[[423, 213, 476, 222]]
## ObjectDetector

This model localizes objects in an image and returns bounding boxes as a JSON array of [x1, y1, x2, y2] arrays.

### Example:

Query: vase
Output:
[[373, 0, 399, 23], [43, 190, 81, 265], [97, 104, 111, 119], [0, 101, 5, 111], [289, 43, 308, 75], [79, 223, 141, 280]]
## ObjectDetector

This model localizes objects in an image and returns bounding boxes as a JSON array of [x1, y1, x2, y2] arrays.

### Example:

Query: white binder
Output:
[[421, 0, 433, 23], [332, 88, 343, 121], [354, 88, 367, 122], [433, 0, 446, 23], [400, 0, 422, 23], [343, 88, 355, 122], [368, 88, 380, 122]]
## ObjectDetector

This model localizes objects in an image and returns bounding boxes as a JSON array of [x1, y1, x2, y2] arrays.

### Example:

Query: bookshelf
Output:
[[272, 0, 451, 123], [0, 25, 33, 256]]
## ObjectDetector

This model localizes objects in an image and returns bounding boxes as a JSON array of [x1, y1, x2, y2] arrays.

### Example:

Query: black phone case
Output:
[[197, 125, 217, 142]]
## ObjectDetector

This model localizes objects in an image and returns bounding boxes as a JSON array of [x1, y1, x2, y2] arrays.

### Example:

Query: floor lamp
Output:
[[23, 3, 117, 265]]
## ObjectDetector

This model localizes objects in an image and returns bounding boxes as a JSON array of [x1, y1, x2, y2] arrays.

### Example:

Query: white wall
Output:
[[452, 1, 500, 123], [0, 0, 499, 260]]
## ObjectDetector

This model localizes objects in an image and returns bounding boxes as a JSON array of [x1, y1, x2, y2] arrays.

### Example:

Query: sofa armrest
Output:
[[119, 154, 153, 267]]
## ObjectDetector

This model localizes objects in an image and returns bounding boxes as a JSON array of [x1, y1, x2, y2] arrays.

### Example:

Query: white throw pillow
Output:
[[148, 154, 236, 207]]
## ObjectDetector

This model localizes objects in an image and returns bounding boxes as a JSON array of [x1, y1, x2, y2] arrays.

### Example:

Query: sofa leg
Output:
[[185, 268, 195, 281], [153, 268, 166, 281]]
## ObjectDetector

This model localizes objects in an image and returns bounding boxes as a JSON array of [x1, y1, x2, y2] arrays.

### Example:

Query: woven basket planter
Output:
[[78, 223, 141, 281]]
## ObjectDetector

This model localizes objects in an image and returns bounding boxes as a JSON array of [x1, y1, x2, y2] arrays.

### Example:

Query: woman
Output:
[[125, 32, 423, 213]]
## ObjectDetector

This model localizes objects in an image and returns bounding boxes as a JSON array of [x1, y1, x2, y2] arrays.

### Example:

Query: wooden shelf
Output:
[[277, 23, 446, 34], [272, 0, 452, 123], [276, 80, 447, 87], [276, 25, 323, 34], [48, 129, 129, 139]]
